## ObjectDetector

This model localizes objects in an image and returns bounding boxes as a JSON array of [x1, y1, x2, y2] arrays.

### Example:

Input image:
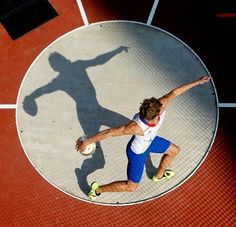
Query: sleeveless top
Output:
[[130, 111, 166, 154]]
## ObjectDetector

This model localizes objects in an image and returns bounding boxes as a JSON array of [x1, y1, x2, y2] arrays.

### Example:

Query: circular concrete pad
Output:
[[16, 21, 218, 205]]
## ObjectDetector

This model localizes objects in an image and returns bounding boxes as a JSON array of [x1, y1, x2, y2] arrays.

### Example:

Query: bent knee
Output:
[[173, 144, 180, 155], [167, 143, 180, 156], [127, 181, 139, 192]]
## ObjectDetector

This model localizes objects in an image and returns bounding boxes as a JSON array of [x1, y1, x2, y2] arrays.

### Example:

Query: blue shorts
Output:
[[126, 136, 171, 183]]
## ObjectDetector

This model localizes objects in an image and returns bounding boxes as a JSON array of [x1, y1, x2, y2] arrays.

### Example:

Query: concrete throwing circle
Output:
[[16, 21, 218, 205]]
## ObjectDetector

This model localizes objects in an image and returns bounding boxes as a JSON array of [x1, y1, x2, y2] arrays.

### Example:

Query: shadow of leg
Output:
[[75, 106, 130, 196], [75, 144, 105, 195], [75, 168, 90, 195], [145, 153, 156, 179]]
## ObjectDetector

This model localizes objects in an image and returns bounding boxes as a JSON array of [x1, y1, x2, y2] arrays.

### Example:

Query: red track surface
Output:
[[0, 1, 235, 226]]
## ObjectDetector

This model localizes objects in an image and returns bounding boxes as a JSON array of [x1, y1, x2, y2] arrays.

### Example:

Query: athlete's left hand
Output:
[[197, 76, 211, 85]]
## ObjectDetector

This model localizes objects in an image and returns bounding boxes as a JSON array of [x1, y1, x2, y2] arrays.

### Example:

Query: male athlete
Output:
[[75, 76, 211, 200]]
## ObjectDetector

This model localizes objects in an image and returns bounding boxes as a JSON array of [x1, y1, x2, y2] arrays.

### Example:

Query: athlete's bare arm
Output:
[[158, 76, 211, 113], [75, 121, 141, 152], [75, 76, 211, 151]]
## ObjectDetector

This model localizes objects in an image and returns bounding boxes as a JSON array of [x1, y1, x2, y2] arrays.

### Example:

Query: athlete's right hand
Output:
[[75, 140, 86, 152]]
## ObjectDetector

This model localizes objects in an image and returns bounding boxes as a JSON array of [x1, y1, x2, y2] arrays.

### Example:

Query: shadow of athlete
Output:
[[23, 46, 130, 195]]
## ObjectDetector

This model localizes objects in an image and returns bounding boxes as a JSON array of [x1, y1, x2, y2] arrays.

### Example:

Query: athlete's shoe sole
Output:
[[88, 181, 99, 201], [152, 169, 176, 182]]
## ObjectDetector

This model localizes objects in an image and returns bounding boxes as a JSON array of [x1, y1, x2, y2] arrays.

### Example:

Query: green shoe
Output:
[[88, 181, 100, 201], [164, 169, 176, 179], [152, 169, 175, 182], [152, 175, 165, 182]]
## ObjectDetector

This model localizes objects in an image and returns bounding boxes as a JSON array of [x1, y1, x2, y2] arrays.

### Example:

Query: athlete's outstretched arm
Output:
[[159, 75, 211, 112], [75, 121, 140, 152]]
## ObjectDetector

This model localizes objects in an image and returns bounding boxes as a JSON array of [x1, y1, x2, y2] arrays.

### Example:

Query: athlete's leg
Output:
[[88, 180, 138, 200], [155, 143, 180, 179], [94, 138, 145, 194], [96, 180, 138, 193]]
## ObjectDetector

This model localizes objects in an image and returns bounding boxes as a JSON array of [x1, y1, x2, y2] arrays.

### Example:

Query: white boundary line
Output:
[[76, 0, 89, 25], [218, 103, 236, 108], [0, 104, 16, 109], [147, 0, 160, 25]]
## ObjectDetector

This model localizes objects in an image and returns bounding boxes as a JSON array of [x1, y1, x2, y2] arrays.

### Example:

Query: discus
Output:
[[78, 135, 96, 156]]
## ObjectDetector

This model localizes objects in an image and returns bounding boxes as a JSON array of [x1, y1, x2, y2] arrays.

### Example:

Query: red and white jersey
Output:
[[131, 111, 166, 154]]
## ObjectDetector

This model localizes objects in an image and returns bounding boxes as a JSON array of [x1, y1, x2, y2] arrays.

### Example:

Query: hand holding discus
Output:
[[75, 135, 96, 156]]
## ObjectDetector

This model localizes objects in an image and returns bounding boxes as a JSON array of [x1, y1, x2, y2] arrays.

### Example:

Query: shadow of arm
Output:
[[84, 46, 129, 67], [23, 81, 58, 116]]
